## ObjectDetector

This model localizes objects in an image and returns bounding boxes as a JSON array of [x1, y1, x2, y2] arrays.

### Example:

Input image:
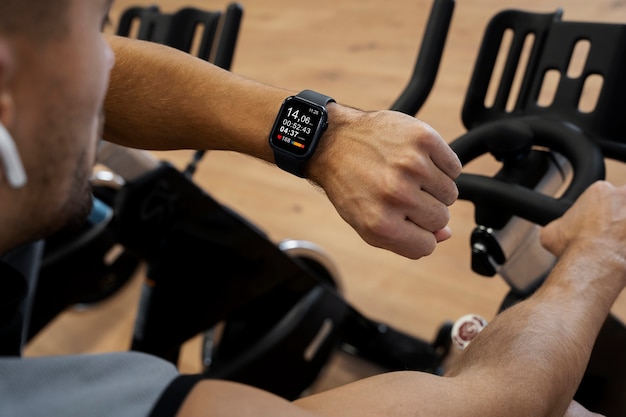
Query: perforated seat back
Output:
[[116, 3, 243, 70], [462, 9, 626, 159]]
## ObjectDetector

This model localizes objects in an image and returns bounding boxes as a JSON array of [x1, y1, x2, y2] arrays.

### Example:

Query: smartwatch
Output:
[[269, 90, 335, 177]]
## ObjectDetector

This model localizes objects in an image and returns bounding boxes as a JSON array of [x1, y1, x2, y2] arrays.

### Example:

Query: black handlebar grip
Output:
[[450, 116, 605, 225]]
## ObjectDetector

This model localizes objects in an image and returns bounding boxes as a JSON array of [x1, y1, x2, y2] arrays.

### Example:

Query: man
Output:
[[0, 0, 622, 416]]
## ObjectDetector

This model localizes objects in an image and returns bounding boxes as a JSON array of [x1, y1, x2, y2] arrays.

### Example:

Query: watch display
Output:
[[269, 90, 335, 177], [270, 96, 327, 157]]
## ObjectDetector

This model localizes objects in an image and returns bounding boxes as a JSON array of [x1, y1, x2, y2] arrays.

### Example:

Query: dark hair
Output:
[[0, 0, 69, 38]]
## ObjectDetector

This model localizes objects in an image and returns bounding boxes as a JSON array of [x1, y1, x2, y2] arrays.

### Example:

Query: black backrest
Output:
[[116, 3, 243, 70], [462, 9, 626, 159]]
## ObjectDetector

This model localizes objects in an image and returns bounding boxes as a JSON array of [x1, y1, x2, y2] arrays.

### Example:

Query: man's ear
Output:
[[0, 39, 26, 189]]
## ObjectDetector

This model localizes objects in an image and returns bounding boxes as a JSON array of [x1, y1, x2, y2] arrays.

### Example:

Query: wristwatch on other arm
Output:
[[268, 90, 335, 178]]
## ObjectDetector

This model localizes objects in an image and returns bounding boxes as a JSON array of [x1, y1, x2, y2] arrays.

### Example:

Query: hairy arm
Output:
[[103, 34, 287, 159], [438, 180, 626, 416], [103, 34, 461, 259]]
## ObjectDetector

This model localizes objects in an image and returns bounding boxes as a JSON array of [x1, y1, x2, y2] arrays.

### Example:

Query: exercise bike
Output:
[[448, 7, 626, 416]]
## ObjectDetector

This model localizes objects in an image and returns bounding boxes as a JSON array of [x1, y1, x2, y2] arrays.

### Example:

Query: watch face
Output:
[[270, 97, 327, 157]]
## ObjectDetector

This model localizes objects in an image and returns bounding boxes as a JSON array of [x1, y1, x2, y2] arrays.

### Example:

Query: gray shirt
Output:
[[0, 351, 180, 417]]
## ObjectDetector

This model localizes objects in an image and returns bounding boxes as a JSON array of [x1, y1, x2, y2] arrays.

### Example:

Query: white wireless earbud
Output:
[[0, 122, 27, 188]]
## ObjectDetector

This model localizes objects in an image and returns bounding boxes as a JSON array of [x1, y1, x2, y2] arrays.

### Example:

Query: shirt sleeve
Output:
[[0, 352, 182, 417], [147, 374, 206, 417]]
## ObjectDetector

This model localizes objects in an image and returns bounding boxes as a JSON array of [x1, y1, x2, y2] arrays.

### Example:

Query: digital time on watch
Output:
[[269, 90, 335, 177]]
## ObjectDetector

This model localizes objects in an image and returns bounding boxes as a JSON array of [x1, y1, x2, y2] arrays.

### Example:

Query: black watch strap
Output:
[[273, 90, 335, 178], [297, 89, 335, 107], [274, 151, 308, 177]]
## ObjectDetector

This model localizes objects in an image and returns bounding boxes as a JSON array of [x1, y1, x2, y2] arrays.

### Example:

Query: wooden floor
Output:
[[25, 0, 626, 394]]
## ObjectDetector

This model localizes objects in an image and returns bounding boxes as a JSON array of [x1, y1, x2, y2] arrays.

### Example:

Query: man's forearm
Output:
[[445, 243, 624, 416], [101, 34, 462, 260], [103, 34, 288, 161]]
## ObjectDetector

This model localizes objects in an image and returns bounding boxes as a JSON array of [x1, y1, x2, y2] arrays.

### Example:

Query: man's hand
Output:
[[308, 107, 461, 259], [541, 181, 626, 265]]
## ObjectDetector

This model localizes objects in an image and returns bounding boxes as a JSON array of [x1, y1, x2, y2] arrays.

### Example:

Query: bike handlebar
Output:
[[390, 0, 455, 116], [450, 116, 606, 225]]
